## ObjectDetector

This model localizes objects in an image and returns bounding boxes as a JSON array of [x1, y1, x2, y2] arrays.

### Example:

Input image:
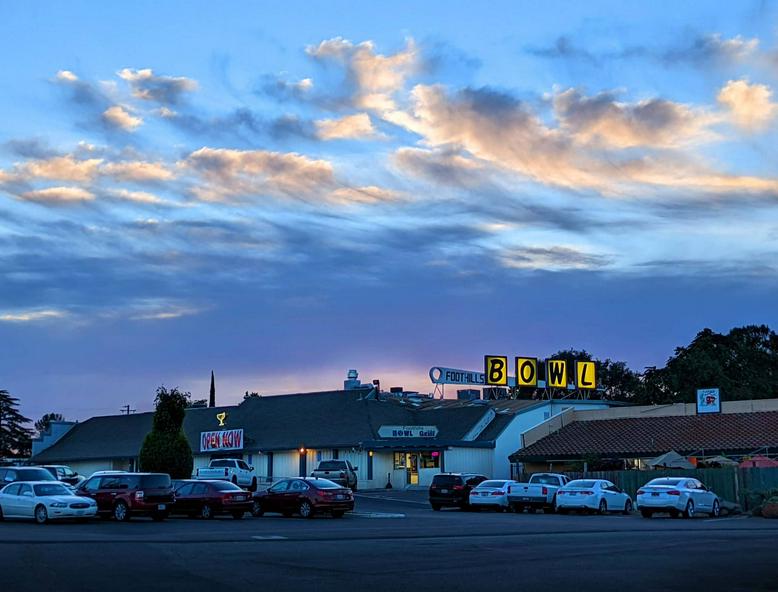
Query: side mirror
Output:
[[249, 467, 254, 472], [353, 467, 359, 471]]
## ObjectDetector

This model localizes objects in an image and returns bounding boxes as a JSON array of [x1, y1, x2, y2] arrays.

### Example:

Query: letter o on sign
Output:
[[516, 357, 537, 387]]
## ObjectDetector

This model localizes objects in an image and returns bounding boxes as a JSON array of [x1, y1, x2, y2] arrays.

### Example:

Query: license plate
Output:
[[336, 494, 344, 500], [440, 489, 448, 494], [158, 504, 166, 510], [76, 510, 85, 515], [569, 492, 577, 496], [235, 496, 246, 501], [651, 493, 659, 497], [521, 497, 530, 501]]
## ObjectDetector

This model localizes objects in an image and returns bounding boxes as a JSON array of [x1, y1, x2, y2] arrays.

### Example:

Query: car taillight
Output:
[[637, 489, 646, 495], [668, 490, 680, 496], [490, 491, 502, 496], [582, 491, 593, 495], [453, 485, 464, 491], [135, 491, 144, 501], [557, 491, 565, 495], [542, 486, 548, 496]]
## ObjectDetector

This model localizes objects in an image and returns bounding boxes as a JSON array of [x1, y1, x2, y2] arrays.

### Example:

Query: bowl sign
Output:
[[378, 425, 439, 438], [696, 389, 721, 414], [200, 429, 244, 452]]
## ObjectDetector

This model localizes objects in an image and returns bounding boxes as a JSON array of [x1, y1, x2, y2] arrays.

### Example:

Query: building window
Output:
[[420, 451, 440, 469], [393, 452, 406, 469]]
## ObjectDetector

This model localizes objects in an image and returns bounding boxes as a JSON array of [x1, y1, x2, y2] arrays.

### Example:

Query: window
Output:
[[211, 460, 232, 468], [18, 484, 32, 496], [465, 476, 487, 486], [140, 474, 171, 489], [269, 480, 289, 493], [419, 451, 440, 469], [531, 474, 563, 485], [82, 478, 101, 493], [3, 469, 16, 482], [310, 479, 341, 489], [192, 483, 208, 496], [176, 483, 194, 496], [393, 452, 406, 470], [318, 461, 347, 471], [432, 475, 462, 487], [3, 483, 21, 496], [34, 484, 71, 497], [18, 468, 56, 481], [290, 480, 308, 492], [211, 481, 242, 491], [568, 480, 597, 488], [237, 461, 250, 471]]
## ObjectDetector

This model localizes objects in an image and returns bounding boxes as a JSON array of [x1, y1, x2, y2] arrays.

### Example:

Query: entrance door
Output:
[[406, 453, 420, 486]]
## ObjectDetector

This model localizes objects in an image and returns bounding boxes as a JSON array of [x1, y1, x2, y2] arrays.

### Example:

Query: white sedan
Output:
[[636, 477, 721, 519], [0, 481, 98, 523], [469, 480, 518, 511], [555, 479, 633, 514]]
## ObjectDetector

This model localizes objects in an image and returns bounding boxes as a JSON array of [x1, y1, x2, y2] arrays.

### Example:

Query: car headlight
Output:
[[50, 502, 67, 508]]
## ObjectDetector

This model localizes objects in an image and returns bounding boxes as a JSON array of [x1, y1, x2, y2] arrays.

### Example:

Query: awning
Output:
[[645, 450, 695, 469]]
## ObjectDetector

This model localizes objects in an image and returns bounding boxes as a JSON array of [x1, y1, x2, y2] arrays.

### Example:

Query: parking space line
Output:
[[704, 515, 749, 523], [350, 512, 406, 519], [354, 494, 428, 506], [251, 535, 289, 541]]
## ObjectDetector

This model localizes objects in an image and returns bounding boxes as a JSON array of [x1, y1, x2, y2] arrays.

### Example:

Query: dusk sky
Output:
[[1, 1, 777, 422]]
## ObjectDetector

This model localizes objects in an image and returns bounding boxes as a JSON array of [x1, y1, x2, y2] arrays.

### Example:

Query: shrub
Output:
[[138, 386, 193, 479]]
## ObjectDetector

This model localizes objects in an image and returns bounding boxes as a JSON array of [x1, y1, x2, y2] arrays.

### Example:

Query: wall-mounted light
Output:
[[368, 450, 374, 457], [299, 447, 306, 454]]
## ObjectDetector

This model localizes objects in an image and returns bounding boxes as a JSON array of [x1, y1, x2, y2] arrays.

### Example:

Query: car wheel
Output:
[[332, 510, 345, 518], [640, 509, 652, 519], [113, 501, 130, 522], [232, 511, 245, 520], [431, 504, 441, 511], [710, 499, 721, 518], [598, 500, 607, 515], [683, 500, 695, 519], [299, 501, 314, 519], [200, 504, 214, 520], [623, 500, 633, 515], [250, 477, 258, 493], [251, 500, 264, 517], [35, 505, 48, 524], [0, 505, 4, 521]]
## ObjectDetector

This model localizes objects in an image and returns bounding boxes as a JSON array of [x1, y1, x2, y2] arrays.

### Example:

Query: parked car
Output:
[[76, 472, 174, 521], [311, 460, 358, 490], [428, 473, 488, 511], [87, 470, 127, 479], [42, 465, 85, 487], [172, 479, 252, 519], [636, 477, 721, 519], [0, 466, 59, 486], [252, 477, 354, 519], [469, 480, 518, 511], [195, 459, 257, 492], [0, 481, 97, 523], [555, 479, 633, 515], [508, 473, 571, 513]]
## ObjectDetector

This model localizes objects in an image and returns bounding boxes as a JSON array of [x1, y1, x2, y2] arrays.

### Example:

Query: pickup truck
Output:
[[311, 460, 358, 490], [507, 473, 570, 513], [195, 459, 257, 492]]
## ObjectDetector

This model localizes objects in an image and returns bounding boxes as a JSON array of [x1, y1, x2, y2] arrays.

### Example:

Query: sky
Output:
[[1, 1, 777, 422]]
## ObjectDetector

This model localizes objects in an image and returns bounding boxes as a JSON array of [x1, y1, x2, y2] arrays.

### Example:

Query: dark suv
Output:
[[76, 473, 174, 521], [429, 473, 488, 511], [0, 466, 59, 485]]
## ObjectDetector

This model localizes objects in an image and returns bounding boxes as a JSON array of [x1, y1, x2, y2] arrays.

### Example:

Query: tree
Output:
[[0, 390, 32, 458], [35, 412, 65, 435], [243, 391, 260, 400], [138, 386, 193, 479]]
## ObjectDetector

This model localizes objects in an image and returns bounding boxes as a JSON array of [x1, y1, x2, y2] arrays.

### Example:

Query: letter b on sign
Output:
[[484, 356, 508, 386], [516, 357, 538, 387]]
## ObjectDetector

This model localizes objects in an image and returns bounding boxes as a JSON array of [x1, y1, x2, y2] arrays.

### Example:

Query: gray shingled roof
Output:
[[33, 389, 538, 463]]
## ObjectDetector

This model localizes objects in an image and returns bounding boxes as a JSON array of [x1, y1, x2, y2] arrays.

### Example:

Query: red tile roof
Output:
[[512, 411, 778, 461]]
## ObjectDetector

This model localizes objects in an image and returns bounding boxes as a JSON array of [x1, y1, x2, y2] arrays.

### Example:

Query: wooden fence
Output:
[[511, 466, 778, 509]]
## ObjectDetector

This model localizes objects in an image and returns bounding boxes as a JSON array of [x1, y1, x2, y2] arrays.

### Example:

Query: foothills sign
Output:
[[429, 357, 598, 390]]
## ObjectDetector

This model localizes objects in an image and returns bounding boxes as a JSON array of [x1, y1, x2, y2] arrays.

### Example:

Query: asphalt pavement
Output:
[[2, 490, 777, 592]]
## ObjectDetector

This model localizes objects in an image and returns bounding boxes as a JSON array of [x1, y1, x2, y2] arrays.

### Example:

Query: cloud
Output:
[[315, 113, 378, 140], [19, 155, 103, 182], [661, 33, 759, 66], [184, 147, 335, 201], [526, 36, 599, 64], [0, 309, 67, 322], [102, 105, 143, 131], [101, 160, 175, 181], [20, 186, 96, 204], [259, 75, 314, 101], [499, 245, 612, 270], [117, 68, 197, 104], [55, 70, 79, 83], [386, 84, 778, 195], [329, 185, 403, 204], [393, 147, 486, 187], [553, 88, 716, 148], [717, 79, 777, 132], [306, 37, 419, 111], [110, 189, 167, 204]]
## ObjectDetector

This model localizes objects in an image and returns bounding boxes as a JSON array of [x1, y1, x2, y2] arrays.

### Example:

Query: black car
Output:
[[0, 466, 59, 486], [42, 465, 84, 486], [429, 473, 488, 511]]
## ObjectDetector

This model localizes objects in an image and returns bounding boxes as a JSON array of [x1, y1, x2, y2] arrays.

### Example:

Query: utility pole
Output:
[[120, 404, 136, 415]]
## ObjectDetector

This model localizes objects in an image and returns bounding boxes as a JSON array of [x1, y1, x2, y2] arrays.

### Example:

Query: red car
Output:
[[172, 480, 252, 519], [76, 473, 174, 521], [252, 477, 354, 519]]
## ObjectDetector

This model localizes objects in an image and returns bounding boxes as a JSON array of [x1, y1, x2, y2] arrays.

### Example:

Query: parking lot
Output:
[[2, 489, 777, 592]]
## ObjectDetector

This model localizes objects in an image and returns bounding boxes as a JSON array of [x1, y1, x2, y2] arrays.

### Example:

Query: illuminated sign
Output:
[[546, 359, 567, 388], [696, 388, 721, 414], [576, 361, 597, 389], [484, 355, 509, 386], [378, 425, 439, 438], [200, 429, 243, 452], [516, 357, 538, 387], [216, 411, 227, 427], [429, 367, 486, 385]]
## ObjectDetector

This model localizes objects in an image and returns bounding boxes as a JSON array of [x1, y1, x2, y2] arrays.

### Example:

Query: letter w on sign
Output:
[[546, 360, 567, 388]]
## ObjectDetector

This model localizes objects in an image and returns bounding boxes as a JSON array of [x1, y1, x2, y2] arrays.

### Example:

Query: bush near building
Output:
[[139, 386, 193, 479]]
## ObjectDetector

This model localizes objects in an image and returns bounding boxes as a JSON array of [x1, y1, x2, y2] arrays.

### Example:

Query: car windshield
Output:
[[210, 481, 242, 491], [317, 461, 346, 470], [34, 483, 71, 496], [567, 480, 597, 488], [309, 479, 342, 489], [210, 460, 233, 468], [647, 478, 684, 487], [477, 480, 508, 489], [530, 475, 561, 485], [19, 468, 57, 481], [140, 474, 171, 488]]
